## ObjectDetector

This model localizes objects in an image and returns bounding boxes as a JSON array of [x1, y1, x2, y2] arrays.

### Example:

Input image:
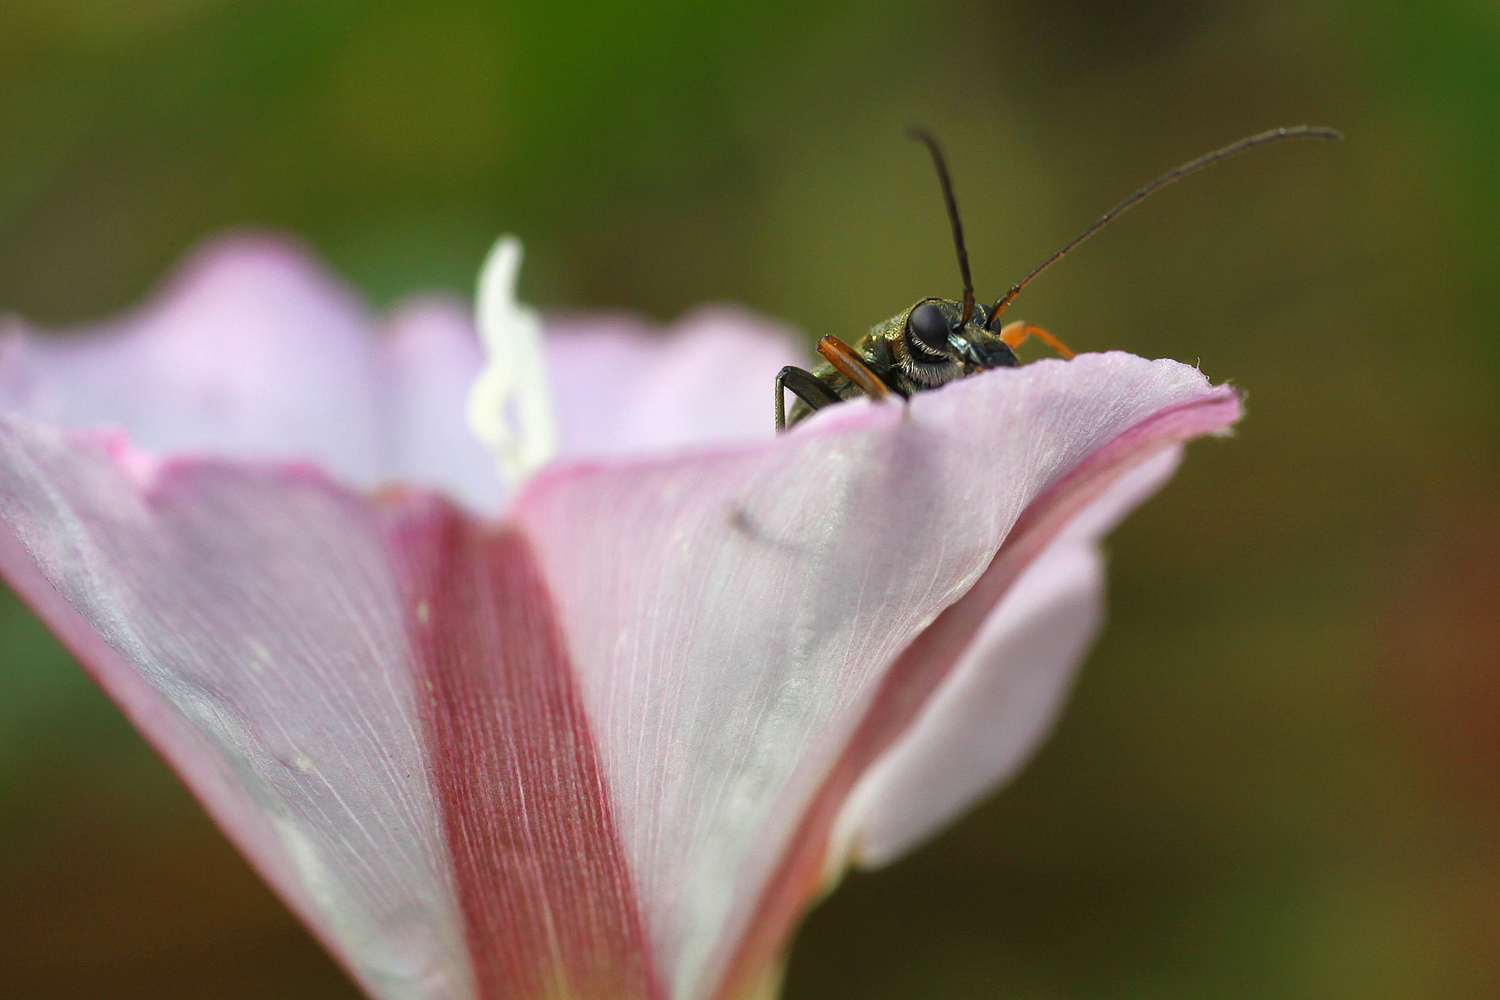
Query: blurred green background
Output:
[[2, 0, 1497, 997]]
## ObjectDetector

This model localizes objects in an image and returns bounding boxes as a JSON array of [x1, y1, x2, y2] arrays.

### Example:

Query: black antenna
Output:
[[987, 125, 1343, 327], [909, 127, 976, 326]]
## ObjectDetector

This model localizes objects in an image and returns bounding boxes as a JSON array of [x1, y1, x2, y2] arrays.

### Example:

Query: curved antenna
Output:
[[987, 125, 1343, 326], [909, 127, 976, 326]]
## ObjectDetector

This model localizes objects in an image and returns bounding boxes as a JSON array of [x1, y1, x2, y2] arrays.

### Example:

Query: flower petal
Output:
[[380, 297, 506, 512], [0, 411, 668, 1000], [0, 235, 518, 513], [720, 379, 1240, 998], [0, 417, 475, 1000], [385, 496, 660, 1000], [544, 307, 804, 457], [0, 234, 387, 483], [831, 446, 1183, 867], [509, 353, 1239, 999]]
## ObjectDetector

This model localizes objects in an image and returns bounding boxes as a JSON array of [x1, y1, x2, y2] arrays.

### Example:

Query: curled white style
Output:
[[466, 236, 559, 487]]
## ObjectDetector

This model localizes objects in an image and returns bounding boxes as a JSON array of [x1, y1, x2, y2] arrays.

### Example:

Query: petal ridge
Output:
[[0, 415, 475, 1000], [387, 497, 663, 1000], [514, 354, 1235, 1000], [834, 445, 1184, 867], [711, 384, 1242, 1000]]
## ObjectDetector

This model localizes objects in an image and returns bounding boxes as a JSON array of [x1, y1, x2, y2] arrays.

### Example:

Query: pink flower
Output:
[[0, 233, 1240, 1000]]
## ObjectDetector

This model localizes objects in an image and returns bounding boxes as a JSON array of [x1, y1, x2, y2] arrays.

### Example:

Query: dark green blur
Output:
[[2, 0, 1497, 996]]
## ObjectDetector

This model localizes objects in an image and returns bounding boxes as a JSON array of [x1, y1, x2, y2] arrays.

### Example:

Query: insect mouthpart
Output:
[[954, 326, 1019, 371]]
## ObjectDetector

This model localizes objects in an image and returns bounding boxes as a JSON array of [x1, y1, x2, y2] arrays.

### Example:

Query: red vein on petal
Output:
[[389, 498, 662, 1000], [711, 388, 1242, 999]]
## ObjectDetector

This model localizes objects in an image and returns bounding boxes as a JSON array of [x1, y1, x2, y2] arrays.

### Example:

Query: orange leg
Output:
[[816, 335, 891, 401], [998, 321, 1075, 360]]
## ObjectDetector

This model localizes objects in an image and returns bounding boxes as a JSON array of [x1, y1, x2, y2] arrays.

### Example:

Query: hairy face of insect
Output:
[[879, 297, 1019, 390]]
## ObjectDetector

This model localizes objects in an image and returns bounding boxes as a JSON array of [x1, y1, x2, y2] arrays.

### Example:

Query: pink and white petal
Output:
[[378, 298, 505, 513], [511, 353, 1238, 1000], [720, 380, 1239, 999], [832, 446, 1185, 868], [385, 498, 662, 1000], [545, 306, 805, 457], [0, 235, 390, 486], [0, 416, 474, 1000]]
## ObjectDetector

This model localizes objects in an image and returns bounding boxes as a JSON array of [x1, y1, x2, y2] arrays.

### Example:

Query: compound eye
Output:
[[907, 302, 951, 356]]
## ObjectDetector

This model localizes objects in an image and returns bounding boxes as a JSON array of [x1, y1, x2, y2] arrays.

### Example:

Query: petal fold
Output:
[[720, 379, 1240, 998], [832, 446, 1183, 867], [0, 416, 475, 1000], [387, 498, 660, 1000], [511, 353, 1239, 1000]]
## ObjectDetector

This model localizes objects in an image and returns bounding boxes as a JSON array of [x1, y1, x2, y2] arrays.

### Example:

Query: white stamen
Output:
[[466, 235, 559, 488]]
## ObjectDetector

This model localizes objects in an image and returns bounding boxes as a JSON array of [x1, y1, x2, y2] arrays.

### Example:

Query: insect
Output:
[[775, 125, 1342, 430]]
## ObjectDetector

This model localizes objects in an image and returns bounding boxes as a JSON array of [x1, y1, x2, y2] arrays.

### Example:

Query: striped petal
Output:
[[0, 421, 475, 1000], [0, 235, 1242, 1000], [510, 354, 1239, 999], [0, 420, 663, 1000]]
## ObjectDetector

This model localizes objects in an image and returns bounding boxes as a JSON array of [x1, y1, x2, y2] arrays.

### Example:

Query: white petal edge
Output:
[[467, 236, 559, 488]]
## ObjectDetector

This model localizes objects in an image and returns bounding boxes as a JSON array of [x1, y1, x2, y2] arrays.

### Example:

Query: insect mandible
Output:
[[775, 125, 1342, 431]]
